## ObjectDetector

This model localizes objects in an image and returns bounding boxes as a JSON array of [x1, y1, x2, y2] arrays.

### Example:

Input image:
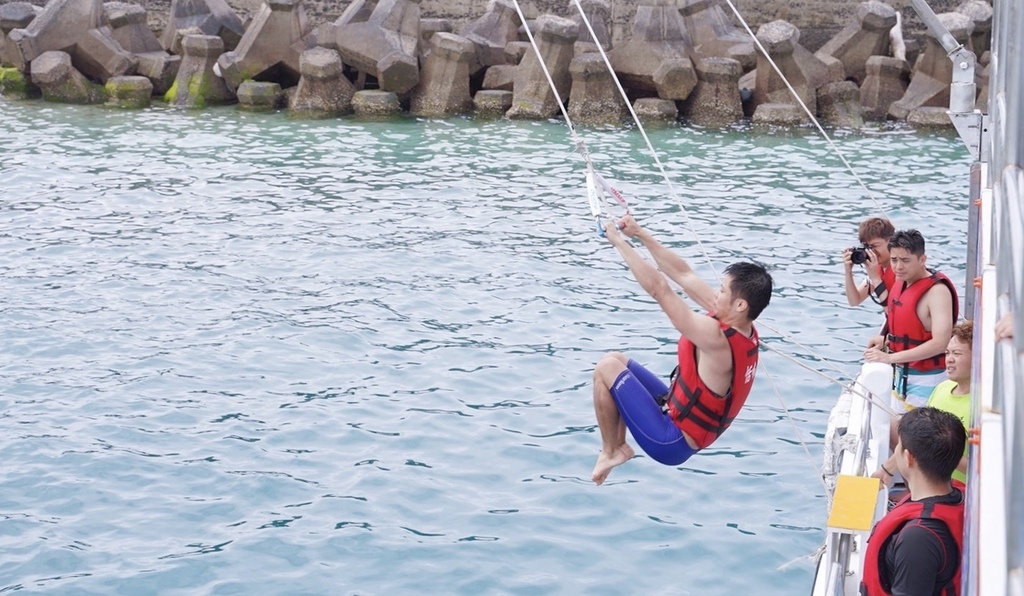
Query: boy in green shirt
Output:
[[924, 321, 972, 482], [875, 321, 973, 485]]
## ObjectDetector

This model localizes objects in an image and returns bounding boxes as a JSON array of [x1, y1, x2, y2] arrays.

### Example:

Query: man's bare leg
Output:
[[591, 352, 635, 485]]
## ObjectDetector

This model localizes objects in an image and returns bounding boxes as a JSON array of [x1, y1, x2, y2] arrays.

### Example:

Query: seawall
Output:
[[94, 0, 964, 51]]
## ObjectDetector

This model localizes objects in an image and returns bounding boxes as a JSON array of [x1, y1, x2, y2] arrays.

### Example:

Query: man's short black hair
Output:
[[898, 407, 966, 482], [888, 229, 926, 256], [724, 262, 772, 321]]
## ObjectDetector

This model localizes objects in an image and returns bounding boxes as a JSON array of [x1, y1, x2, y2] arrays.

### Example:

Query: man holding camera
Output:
[[865, 229, 958, 410], [843, 217, 895, 308]]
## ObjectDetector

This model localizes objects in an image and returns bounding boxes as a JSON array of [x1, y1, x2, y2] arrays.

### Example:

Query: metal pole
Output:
[[907, 0, 981, 156], [964, 163, 981, 320], [909, 0, 960, 52]]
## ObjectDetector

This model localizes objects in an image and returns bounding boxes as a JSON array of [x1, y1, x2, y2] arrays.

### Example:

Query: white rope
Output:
[[721, 0, 893, 222], [516, 0, 900, 468], [507, 0, 592, 169], [570, 0, 722, 285], [759, 338, 899, 418], [778, 543, 825, 571], [572, 0, 902, 419], [756, 318, 894, 407], [570, 0, 901, 418], [758, 356, 830, 491]]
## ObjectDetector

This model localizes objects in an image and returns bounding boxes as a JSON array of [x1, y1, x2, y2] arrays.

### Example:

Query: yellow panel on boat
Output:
[[828, 474, 881, 532]]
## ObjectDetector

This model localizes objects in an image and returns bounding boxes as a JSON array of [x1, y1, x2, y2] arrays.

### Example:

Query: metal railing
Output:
[[964, 0, 1024, 593], [905, 0, 1024, 593], [988, 0, 1024, 592]]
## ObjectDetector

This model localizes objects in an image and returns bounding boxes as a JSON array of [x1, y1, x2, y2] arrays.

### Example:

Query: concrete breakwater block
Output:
[[165, 34, 234, 108], [860, 55, 908, 120], [161, 0, 244, 53], [816, 80, 863, 128], [409, 31, 475, 117], [8, 0, 136, 82], [633, 97, 678, 122], [335, 0, 421, 95], [473, 89, 511, 116], [31, 50, 106, 104], [289, 46, 354, 116], [1, 2, 37, 67], [352, 89, 401, 116], [748, 19, 831, 116], [752, 102, 808, 126], [106, 2, 180, 94], [567, 51, 628, 126], [217, 0, 311, 93], [237, 80, 284, 110], [105, 74, 153, 107], [506, 14, 577, 120], [907, 106, 952, 128], [815, 0, 897, 86], [888, 11, 973, 120], [460, 0, 521, 76], [682, 56, 743, 127], [957, 0, 992, 57], [679, 0, 755, 70]]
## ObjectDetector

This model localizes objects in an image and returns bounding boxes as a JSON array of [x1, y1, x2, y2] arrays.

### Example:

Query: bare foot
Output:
[[591, 443, 635, 486]]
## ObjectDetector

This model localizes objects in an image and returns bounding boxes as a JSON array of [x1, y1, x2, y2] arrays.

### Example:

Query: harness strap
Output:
[[667, 367, 734, 437], [887, 332, 945, 367]]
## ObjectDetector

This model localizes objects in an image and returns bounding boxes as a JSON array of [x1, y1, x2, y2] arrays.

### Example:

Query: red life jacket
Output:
[[860, 484, 965, 596], [665, 318, 759, 449], [886, 272, 959, 373], [879, 265, 895, 305]]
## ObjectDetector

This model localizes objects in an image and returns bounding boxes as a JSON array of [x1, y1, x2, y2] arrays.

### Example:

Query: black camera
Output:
[[850, 244, 871, 265]]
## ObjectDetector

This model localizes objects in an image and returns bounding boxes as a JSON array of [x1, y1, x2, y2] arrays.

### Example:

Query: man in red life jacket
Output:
[[843, 217, 895, 308], [590, 216, 773, 485], [865, 229, 958, 410], [861, 407, 966, 596]]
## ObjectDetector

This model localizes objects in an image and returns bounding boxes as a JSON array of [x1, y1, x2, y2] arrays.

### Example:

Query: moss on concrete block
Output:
[[164, 72, 233, 108], [0, 66, 39, 99], [42, 77, 106, 104], [237, 80, 283, 111], [105, 75, 154, 109]]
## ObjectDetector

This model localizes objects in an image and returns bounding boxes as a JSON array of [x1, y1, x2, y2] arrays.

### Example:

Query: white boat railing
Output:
[[965, 0, 1024, 594], [812, 364, 892, 596]]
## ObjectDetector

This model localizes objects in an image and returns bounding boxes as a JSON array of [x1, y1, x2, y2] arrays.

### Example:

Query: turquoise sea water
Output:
[[0, 99, 970, 594]]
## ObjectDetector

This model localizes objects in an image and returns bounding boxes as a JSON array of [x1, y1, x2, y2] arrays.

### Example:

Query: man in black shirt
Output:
[[861, 407, 966, 596]]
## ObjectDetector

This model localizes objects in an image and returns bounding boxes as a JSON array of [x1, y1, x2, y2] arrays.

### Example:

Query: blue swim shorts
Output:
[[609, 359, 697, 466]]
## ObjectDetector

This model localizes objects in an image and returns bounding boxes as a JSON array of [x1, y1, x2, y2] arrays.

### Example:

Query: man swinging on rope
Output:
[[590, 216, 773, 485]]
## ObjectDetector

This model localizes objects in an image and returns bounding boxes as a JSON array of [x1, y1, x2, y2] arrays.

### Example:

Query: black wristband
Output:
[[881, 464, 893, 476], [873, 281, 887, 299]]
